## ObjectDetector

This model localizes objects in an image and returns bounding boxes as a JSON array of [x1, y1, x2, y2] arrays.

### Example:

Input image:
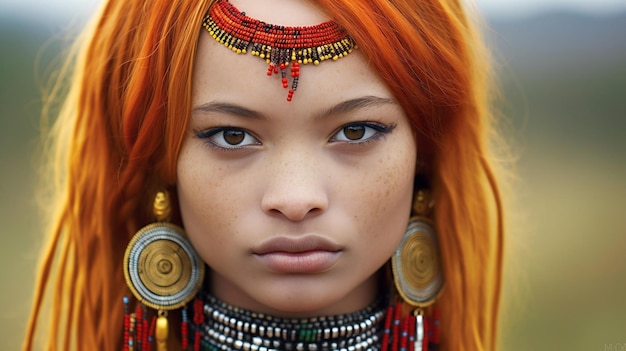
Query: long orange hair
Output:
[[24, 0, 504, 350]]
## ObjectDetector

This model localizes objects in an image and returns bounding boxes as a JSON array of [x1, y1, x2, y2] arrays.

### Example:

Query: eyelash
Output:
[[194, 127, 260, 151], [193, 122, 397, 151], [330, 122, 396, 145]]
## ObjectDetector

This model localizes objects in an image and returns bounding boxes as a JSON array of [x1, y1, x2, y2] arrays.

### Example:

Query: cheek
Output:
[[177, 146, 212, 214], [348, 136, 417, 244], [368, 148, 415, 219], [176, 145, 232, 254]]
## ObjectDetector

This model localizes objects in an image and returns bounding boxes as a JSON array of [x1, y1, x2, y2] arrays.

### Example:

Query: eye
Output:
[[331, 122, 394, 143], [194, 127, 260, 149]]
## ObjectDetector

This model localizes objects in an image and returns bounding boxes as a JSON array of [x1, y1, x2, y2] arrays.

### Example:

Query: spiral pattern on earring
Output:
[[124, 223, 204, 310], [392, 218, 443, 307]]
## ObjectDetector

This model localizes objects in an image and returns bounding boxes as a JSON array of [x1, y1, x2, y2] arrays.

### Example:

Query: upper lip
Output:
[[252, 235, 343, 255]]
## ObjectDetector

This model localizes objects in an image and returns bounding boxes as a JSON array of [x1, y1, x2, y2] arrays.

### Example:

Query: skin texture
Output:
[[177, 0, 417, 318]]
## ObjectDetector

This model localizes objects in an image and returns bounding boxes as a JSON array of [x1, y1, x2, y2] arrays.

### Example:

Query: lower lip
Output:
[[254, 251, 340, 273]]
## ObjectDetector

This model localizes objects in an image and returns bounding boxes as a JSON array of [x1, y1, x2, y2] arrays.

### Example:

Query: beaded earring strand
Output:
[[380, 302, 441, 351], [202, 0, 357, 101], [124, 296, 206, 351]]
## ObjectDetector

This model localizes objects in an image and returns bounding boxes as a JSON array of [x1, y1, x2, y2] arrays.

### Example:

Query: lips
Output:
[[253, 235, 342, 273]]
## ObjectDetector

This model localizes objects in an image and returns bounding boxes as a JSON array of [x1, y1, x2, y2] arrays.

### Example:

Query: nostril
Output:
[[261, 193, 328, 222]]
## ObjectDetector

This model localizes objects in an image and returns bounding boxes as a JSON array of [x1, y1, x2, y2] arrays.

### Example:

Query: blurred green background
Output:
[[1, 4, 625, 351]]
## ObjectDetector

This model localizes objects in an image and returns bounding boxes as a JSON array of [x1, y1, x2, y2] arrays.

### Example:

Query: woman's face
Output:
[[177, 0, 417, 317]]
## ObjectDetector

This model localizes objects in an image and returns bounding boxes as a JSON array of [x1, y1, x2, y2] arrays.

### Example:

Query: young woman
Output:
[[24, 0, 505, 350]]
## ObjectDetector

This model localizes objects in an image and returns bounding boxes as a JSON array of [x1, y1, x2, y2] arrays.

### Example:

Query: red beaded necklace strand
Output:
[[202, 0, 357, 101]]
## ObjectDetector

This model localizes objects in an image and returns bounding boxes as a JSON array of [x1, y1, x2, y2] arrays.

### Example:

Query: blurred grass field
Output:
[[1, 10, 625, 351]]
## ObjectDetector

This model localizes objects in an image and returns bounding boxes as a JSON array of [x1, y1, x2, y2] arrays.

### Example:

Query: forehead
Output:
[[191, 0, 394, 112]]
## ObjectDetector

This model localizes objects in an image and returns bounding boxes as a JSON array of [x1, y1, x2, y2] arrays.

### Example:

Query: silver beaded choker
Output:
[[194, 294, 386, 351]]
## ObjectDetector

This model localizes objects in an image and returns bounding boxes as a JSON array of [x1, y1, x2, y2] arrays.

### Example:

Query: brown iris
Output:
[[224, 130, 245, 145], [343, 125, 365, 140]]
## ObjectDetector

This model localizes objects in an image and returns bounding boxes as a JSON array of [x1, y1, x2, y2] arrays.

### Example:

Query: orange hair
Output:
[[25, 0, 504, 350], [318, 1, 504, 349]]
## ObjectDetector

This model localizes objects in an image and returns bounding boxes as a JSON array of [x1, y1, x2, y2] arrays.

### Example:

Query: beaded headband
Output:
[[202, 0, 357, 101]]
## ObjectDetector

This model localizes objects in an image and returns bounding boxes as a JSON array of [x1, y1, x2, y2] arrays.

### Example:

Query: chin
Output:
[[245, 276, 376, 318]]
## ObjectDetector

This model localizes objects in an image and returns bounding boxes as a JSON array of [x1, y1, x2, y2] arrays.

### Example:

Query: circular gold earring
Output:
[[391, 189, 443, 307], [124, 191, 205, 310]]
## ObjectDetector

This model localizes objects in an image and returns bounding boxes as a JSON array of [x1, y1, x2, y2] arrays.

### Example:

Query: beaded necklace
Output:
[[193, 294, 385, 351], [123, 293, 440, 351]]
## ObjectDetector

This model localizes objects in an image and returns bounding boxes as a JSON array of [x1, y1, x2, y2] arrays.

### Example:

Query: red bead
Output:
[[142, 319, 148, 350], [291, 68, 299, 77], [400, 316, 409, 350], [194, 331, 201, 351], [193, 299, 204, 324], [382, 305, 393, 351], [135, 306, 143, 348], [147, 315, 157, 350], [392, 302, 401, 351], [124, 313, 130, 350], [182, 321, 189, 349]]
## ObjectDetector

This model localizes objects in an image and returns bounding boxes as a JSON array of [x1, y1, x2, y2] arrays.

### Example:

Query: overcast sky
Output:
[[2, 0, 626, 21]]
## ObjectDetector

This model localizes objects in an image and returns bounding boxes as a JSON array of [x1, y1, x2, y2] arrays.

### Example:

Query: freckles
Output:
[[180, 149, 205, 193], [187, 168, 203, 194], [366, 153, 411, 220]]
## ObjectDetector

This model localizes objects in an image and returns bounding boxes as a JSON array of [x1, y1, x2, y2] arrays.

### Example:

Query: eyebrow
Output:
[[192, 102, 266, 120], [313, 95, 397, 121], [191, 95, 397, 120]]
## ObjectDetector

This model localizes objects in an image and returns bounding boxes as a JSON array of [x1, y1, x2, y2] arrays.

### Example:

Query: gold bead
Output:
[[156, 312, 169, 351], [153, 191, 171, 222]]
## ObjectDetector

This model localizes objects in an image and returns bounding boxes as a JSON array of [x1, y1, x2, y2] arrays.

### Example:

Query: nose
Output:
[[260, 151, 329, 222]]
